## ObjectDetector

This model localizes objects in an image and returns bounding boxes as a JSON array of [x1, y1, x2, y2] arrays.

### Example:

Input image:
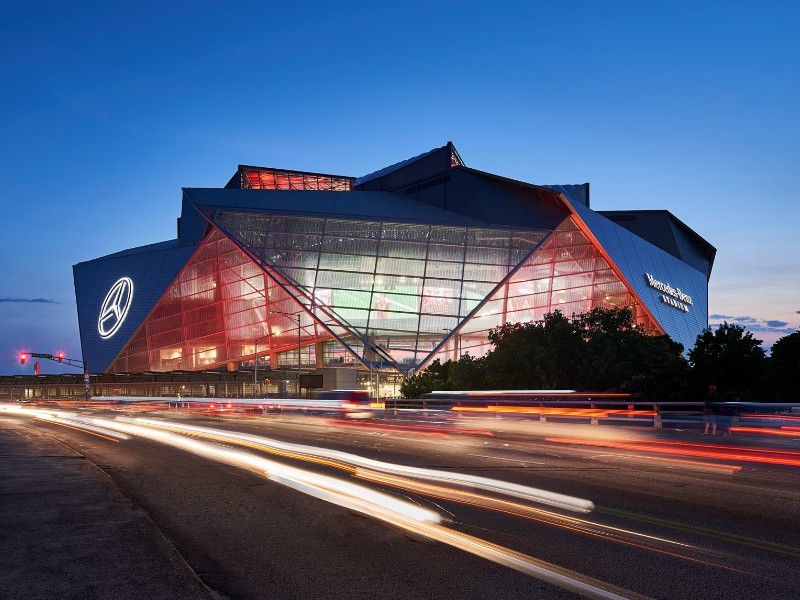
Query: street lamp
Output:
[[253, 334, 270, 398]]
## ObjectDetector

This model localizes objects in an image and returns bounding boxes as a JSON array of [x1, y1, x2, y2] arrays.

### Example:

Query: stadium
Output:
[[73, 142, 715, 392]]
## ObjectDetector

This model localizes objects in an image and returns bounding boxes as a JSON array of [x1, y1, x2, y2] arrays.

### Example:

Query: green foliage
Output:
[[399, 359, 452, 398], [483, 311, 580, 390], [399, 314, 778, 402], [618, 334, 691, 403], [398, 373, 430, 399], [446, 353, 486, 390], [574, 307, 640, 391], [399, 307, 690, 400], [574, 307, 689, 401], [688, 322, 767, 400], [399, 355, 486, 398], [769, 330, 800, 401]]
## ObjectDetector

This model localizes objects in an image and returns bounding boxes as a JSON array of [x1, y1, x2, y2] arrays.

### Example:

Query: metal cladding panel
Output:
[[600, 211, 680, 258], [571, 201, 709, 352], [73, 241, 198, 373], [355, 145, 452, 191], [668, 218, 715, 277], [436, 170, 570, 229], [541, 184, 590, 208], [599, 210, 714, 278], [183, 188, 488, 227], [179, 191, 210, 243]]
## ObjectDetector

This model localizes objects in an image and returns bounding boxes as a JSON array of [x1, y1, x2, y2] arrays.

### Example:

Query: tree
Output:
[[482, 310, 581, 390], [573, 307, 689, 399], [399, 354, 487, 398], [400, 359, 452, 398], [401, 307, 692, 400], [445, 353, 486, 390], [688, 322, 767, 400], [619, 334, 691, 403], [574, 307, 642, 391], [769, 330, 800, 402]]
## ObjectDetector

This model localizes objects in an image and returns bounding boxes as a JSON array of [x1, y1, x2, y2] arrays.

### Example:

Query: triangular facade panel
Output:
[[108, 227, 343, 372], [210, 210, 549, 369], [565, 199, 709, 353], [426, 217, 661, 366]]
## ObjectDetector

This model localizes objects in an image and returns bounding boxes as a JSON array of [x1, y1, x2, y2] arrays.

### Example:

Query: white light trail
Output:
[[1, 404, 652, 599], [126, 417, 594, 513]]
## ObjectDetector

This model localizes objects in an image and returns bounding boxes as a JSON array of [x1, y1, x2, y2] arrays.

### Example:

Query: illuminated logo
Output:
[[98, 277, 134, 339], [645, 273, 692, 312]]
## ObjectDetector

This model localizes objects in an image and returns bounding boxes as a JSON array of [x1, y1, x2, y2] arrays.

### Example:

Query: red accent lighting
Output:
[[240, 166, 353, 191]]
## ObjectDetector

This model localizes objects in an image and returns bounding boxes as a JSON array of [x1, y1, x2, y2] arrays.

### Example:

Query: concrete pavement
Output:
[[0, 418, 220, 600]]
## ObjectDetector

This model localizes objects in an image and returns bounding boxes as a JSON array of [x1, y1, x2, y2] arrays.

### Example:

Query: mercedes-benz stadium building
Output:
[[73, 142, 715, 382]]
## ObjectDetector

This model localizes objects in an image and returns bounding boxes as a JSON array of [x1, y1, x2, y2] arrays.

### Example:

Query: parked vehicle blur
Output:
[[317, 389, 375, 418]]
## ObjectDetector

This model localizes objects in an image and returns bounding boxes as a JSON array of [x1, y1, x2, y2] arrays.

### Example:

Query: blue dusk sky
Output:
[[1, 1, 798, 375]]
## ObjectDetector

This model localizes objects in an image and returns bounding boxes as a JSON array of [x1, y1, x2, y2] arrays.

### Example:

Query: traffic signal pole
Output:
[[20, 352, 90, 400]]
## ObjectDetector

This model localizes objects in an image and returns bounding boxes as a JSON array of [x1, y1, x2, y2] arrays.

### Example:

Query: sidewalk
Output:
[[0, 419, 219, 600]]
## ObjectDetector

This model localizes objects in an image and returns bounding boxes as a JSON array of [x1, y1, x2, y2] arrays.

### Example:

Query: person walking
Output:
[[702, 384, 722, 435], [718, 397, 738, 436]]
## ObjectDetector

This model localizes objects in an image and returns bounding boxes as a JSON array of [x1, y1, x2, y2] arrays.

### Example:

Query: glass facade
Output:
[[108, 228, 325, 373], [110, 212, 552, 372], [106, 212, 666, 373], [212, 211, 548, 369], [428, 217, 661, 365]]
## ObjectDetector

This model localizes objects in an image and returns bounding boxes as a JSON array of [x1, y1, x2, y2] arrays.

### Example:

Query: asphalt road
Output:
[[2, 404, 799, 600]]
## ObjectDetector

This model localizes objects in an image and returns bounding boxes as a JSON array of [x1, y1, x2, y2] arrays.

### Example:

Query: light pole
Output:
[[443, 329, 462, 360], [253, 334, 270, 398], [274, 311, 302, 396]]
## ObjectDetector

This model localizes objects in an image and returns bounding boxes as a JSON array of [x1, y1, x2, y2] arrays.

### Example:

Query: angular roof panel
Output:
[[540, 183, 590, 208], [599, 210, 716, 277], [355, 144, 450, 187], [564, 199, 709, 352], [182, 187, 492, 228]]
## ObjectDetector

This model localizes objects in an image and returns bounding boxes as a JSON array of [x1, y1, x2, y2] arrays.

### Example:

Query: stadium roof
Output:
[[355, 141, 464, 186], [183, 188, 493, 228]]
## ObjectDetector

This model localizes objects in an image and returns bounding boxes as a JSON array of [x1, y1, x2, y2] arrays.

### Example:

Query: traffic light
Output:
[[57, 352, 63, 363], [20, 353, 27, 365]]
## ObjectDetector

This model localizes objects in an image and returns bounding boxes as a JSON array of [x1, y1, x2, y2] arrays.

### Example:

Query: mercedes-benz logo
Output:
[[98, 277, 134, 339]]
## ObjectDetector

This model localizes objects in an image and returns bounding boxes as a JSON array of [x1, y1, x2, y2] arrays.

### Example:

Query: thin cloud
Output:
[[709, 314, 796, 335], [0, 297, 59, 304], [765, 320, 789, 328], [709, 314, 757, 323]]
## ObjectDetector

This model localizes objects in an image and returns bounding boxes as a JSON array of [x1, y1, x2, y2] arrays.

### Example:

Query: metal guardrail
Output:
[[383, 399, 800, 430], [6, 396, 798, 431]]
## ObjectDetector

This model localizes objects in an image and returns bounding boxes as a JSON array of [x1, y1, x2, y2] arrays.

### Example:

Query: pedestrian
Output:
[[718, 396, 739, 436], [702, 384, 721, 435]]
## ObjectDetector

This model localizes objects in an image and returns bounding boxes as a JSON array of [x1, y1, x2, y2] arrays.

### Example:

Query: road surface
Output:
[[2, 403, 798, 599]]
